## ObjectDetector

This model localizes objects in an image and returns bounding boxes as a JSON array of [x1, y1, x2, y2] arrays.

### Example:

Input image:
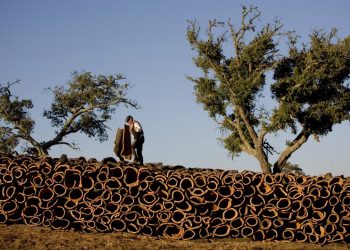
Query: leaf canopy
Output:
[[187, 6, 350, 172], [43, 71, 138, 143]]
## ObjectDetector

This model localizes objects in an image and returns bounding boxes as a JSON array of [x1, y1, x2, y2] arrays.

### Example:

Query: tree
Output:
[[187, 6, 350, 173], [0, 72, 138, 157]]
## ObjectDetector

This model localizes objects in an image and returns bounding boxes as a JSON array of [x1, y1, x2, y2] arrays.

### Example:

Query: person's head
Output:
[[125, 115, 134, 125]]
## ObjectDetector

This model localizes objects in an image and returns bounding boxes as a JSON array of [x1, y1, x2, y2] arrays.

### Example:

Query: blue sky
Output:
[[1, 0, 349, 176]]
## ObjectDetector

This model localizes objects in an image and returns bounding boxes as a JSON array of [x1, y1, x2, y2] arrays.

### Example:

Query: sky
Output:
[[1, 0, 349, 176]]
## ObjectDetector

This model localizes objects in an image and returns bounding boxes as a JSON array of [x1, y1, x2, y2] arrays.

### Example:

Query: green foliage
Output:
[[0, 81, 35, 153], [43, 72, 137, 142], [272, 30, 350, 136], [0, 82, 35, 135], [0, 127, 18, 155], [220, 115, 254, 158], [187, 5, 350, 173]]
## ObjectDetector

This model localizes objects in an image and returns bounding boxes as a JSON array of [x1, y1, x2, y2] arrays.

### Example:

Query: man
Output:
[[126, 115, 145, 165]]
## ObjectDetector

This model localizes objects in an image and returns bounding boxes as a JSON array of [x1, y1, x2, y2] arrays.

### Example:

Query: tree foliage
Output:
[[0, 72, 138, 156], [187, 6, 350, 173]]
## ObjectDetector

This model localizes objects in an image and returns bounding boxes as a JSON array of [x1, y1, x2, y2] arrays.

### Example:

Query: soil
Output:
[[1, 224, 349, 250]]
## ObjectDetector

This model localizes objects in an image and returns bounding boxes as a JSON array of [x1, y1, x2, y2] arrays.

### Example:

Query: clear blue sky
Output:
[[1, 0, 349, 176]]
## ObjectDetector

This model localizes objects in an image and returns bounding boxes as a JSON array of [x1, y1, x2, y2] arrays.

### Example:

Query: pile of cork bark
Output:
[[0, 154, 349, 244]]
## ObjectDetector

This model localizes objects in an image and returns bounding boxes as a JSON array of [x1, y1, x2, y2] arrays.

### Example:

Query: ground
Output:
[[0, 225, 349, 250]]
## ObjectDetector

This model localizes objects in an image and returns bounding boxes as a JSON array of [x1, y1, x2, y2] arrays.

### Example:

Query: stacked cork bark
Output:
[[0, 154, 349, 244]]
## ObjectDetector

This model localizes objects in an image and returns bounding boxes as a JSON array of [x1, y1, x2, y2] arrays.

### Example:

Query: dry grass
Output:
[[1, 225, 349, 250]]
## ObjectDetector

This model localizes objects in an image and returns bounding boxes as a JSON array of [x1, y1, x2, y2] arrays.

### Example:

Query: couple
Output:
[[114, 115, 144, 165]]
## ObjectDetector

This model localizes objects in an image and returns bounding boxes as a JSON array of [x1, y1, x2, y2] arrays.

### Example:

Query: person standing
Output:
[[126, 115, 145, 165]]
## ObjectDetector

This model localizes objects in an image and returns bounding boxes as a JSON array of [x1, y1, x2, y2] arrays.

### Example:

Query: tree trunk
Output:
[[35, 145, 49, 157], [256, 148, 271, 173], [21, 134, 49, 157], [273, 130, 310, 173]]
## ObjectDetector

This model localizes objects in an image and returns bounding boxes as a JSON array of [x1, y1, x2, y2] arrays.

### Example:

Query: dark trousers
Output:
[[133, 133, 144, 165], [133, 142, 143, 165]]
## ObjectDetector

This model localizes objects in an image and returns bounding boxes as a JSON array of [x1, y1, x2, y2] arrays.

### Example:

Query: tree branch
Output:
[[12, 122, 41, 149], [237, 107, 259, 145], [42, 97, 134, 150], [228, 5, 261, 66], [56, 141, 79, 151], [274, 129, 310, 171], [223, 115, 255, 155]]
